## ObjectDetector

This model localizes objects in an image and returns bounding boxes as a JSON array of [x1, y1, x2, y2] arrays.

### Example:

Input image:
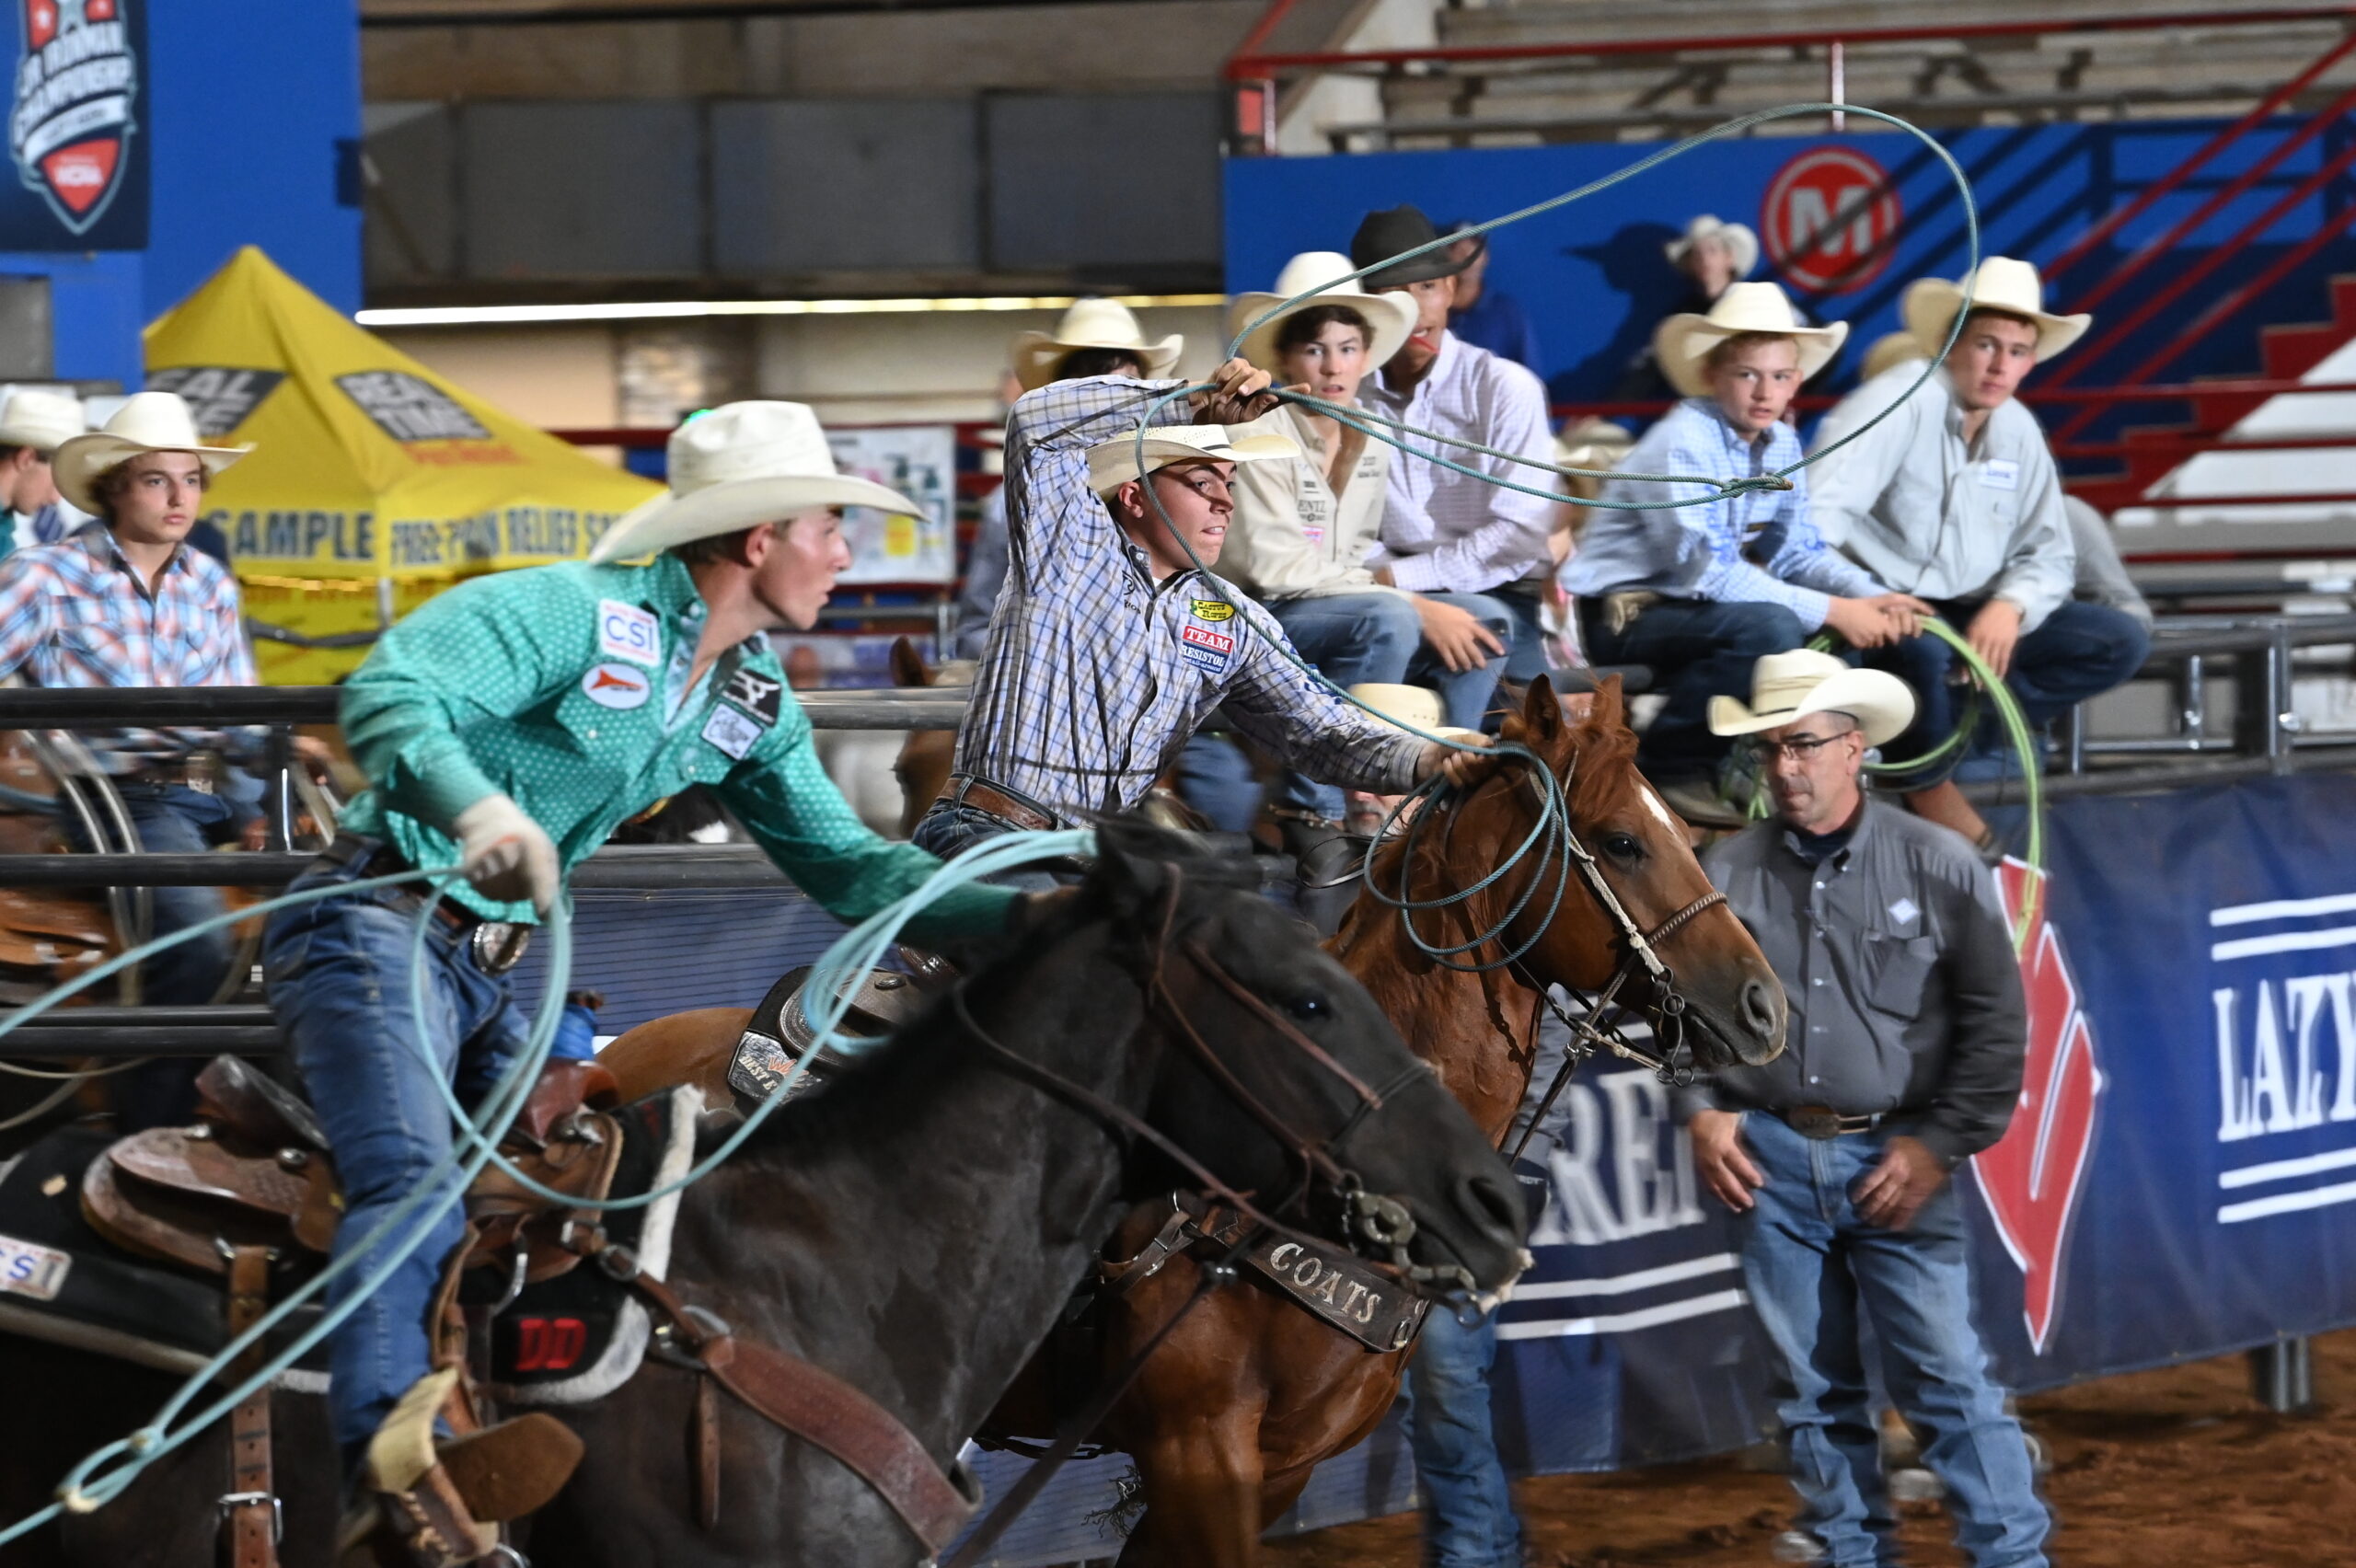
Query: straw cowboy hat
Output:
[[53, 392, 249, 515], [1652, 282, 1849, 398], [1011, 299, 1183, 392], [1554, 416, 1634, 474], [1708, 650, 1916, 749], [1348, 205, 1472, 291], [1346, 683, 1486, 745], [589, 400, 920, 564], [1859, 329, 1928, 385], [0, 388, 83, 453], [1665, 214, 1760, 281], [1227, 251, 1418, 374], [1902, 256, 2091, 363], [1083, 424, 1299, 496]]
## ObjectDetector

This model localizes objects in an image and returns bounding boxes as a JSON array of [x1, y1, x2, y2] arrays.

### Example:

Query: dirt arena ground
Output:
[[1264, 1328, 2356, 1566]]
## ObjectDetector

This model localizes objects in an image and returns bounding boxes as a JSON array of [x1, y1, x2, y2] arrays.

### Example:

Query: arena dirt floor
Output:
[[1263, 1327, 2356, 1566]]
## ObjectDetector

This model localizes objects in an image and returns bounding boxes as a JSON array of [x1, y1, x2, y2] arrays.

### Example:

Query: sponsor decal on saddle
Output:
[[580, 662, 650, 710], [0, 1230, 68, 1299], [1177, 622, 1234, 676], [1248, 1232, 1429, 1353]]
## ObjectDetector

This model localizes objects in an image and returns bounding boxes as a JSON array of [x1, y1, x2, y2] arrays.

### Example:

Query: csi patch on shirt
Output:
[[722, 666, 783, 726], [1178, 622, 1234, 674], [701, 704, 765, 761], [598, 599, 661, 666], [1981, 458, 2021, 491], [581, 663, 651, 710]]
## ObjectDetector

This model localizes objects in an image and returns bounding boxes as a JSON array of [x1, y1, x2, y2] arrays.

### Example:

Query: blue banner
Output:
[[0, 0, 147, 249], [539, 773, 2356, 1561]]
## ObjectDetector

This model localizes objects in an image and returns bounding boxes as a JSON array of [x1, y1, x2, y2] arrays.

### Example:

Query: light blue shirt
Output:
[[1563, 398, 1883, 628]]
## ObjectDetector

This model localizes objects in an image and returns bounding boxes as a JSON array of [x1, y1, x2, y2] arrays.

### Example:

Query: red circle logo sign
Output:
[[1761, 147, 1901, 294]]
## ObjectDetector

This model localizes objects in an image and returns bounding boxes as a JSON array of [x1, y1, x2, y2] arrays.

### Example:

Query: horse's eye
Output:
[[1288, 994, 1331, 1021], [1601, 833, 1643, 859]]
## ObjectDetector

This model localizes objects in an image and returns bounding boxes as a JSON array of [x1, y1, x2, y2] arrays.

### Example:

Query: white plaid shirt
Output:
[[954, 376, 1428, 822], [1364, 331, 1558, 594]]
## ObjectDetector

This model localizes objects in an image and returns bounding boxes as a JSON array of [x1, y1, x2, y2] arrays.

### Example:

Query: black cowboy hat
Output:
[[1349, 204, 1475, 290]]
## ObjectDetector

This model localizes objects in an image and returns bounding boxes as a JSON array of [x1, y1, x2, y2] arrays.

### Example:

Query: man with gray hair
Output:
[[1680, 650, 2047, 1568]]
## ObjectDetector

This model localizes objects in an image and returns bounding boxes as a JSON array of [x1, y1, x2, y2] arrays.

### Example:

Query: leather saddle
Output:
[[81, 1055, 627, 1285]]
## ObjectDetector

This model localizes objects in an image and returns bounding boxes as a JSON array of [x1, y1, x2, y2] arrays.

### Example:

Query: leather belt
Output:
[[129, 750, 226, 794], [935, 775, 1061, 835], [317, 835, 533, 975], [1776, 1105, 1897, 1140]]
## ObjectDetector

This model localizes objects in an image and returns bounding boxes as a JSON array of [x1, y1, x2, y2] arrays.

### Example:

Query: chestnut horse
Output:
[[1003, 674, 1786, 1565]]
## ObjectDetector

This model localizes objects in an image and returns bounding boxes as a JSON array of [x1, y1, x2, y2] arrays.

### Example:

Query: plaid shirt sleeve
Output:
[[0, 552, 53, 680], [1670, 436, 1839, 629], [1758, 441, 1888, 605], [1383, 360, 1557, 595], [1219, 604, 1428, 794], [1004, 376, 1193, 593]]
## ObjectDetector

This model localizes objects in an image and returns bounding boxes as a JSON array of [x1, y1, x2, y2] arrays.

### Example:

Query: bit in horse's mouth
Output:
[[1467, 1248, 1535, 1315]]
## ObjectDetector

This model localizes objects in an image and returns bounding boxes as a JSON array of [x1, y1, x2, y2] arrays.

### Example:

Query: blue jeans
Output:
[[1396, 1306, 1522, 1568], [1739, 1113, 2049, 1568], [1178, 591, 1425, 824], [1403, 590, 1519, 732], [73, 783, 243, 1129], [1583, 598, 1810, 780], [910, 802, 1070, 894], [1865, 600, 2150, 788], [261, 849, 529, 1463]]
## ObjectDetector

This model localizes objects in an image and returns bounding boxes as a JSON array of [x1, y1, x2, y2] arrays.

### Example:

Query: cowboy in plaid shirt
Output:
[[915, 359, 1487, 865]]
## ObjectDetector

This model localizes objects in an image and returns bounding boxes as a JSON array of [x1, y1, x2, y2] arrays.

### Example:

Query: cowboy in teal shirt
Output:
[[266, 401, 1020, 1554]]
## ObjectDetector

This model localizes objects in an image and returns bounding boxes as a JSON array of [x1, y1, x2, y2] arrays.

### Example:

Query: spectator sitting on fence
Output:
[[1353, 203, 1555, 723], [1539, 416, 1634, 671], [0, 389, 82, 561], [1807, 257, 2151, 850], [1179, 250, 1508, 872], [1442, 221, 1542, 372], [2062, 493, 2153, 634], [1612, 213, 1761, 399], [1563, 282, 1929, 826], [0, 392, 267, 1132], [953, 302, 1183, 659], [1685, 648, 2050, 1568]]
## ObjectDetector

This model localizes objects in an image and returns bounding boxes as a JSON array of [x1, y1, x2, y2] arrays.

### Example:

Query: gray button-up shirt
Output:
[[1682, 800, 2027, 1165], [1806, 362, 2077, 632]]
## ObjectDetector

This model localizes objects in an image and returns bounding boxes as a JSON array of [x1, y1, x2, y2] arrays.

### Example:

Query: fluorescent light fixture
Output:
[[357, 294, 1227, 328]]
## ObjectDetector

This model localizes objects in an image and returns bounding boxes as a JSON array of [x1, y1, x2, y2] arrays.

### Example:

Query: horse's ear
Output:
[[889, 636, 935, 690], [1088, 816, 1186, 927], [1519, 674, 1567, 751], [1582, 673, 1626, 735]]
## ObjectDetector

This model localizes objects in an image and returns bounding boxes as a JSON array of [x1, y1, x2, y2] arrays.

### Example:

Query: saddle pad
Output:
[[0, 1125, 329, 1388], [471, 1084, 697, 1404]]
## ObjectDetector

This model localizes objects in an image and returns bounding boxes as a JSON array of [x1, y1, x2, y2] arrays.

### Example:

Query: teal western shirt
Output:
[[337, 553, 1017, 940]]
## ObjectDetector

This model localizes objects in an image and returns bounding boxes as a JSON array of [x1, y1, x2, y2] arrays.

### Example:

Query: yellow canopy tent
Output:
[[144, 247, 660, 682]]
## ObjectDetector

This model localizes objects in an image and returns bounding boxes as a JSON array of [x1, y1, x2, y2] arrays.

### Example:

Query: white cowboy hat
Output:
[[1707, 650, 1916, 749], [1011, 298, 1184, 392], [1902, 256, 2091, 363], [0, 388, 83, 453], [1653, 282, 1849, 398], [53, 392, 250, 515], [1227, 251, 1418, 375], [1859, 329, 1927, 385], [1084, 424, 1299, 495], [1664, 214, 1760, 281], [1346, 682, 1484, 745], [589, 400, 920, 564], [1554, 416, 1634, 474]]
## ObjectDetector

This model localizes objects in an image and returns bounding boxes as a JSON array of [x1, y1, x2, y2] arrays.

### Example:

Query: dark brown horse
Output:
[[1006, 675, 1785, 1565], [0, 821, 1530, 1566]]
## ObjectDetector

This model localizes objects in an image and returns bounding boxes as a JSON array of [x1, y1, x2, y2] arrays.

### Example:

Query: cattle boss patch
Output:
[[8, 0, 137, 235], [1248, 1233, 1429, 1352]]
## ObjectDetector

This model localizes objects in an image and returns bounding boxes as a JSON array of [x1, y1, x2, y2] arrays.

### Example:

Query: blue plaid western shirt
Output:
[[0, 523, 259, 770], [1563, 398, 1886, 629], [953, 376, 1428, 822]]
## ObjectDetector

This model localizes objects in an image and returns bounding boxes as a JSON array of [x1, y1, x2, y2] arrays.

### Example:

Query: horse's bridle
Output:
[[1380, 752, 1727, 1090], [951, 862, 1474, 1294]]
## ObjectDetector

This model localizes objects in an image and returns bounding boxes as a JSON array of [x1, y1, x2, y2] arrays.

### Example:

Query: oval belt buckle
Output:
[[471, 921, 532, 975], [1787, 1105, 1842, 1140]]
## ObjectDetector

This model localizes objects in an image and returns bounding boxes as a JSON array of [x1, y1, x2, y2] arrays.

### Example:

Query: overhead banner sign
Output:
[[0, 0, 144, 248]]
